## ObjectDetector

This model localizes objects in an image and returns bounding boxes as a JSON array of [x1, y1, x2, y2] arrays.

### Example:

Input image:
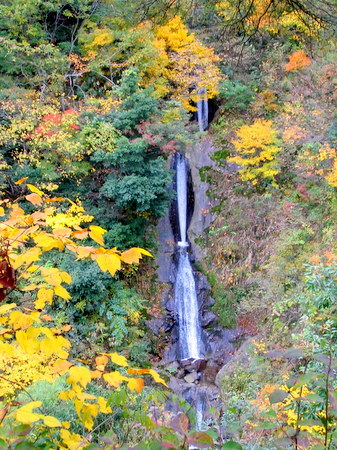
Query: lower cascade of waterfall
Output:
[[175, 248, 202, 360]]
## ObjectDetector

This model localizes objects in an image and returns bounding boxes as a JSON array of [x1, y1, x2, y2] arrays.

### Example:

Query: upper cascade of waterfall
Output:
[[197, 88, 209, 132], [176, 153, 188, 244]]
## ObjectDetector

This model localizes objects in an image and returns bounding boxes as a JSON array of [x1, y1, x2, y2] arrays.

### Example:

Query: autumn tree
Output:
[[0, 182, 172, 448], [228, 119, 281, 186]]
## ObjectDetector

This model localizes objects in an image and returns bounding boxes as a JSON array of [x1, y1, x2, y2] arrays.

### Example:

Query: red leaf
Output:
[[170, 413, 189, 435], [0, 253, 16, 301]]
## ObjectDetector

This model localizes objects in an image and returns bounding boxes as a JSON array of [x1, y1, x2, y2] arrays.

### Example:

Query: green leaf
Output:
[[222, 442, 243, 449], [304, 393, 324, 403], [294, 373, 319, 387], [269, 390, 289, 404], [263, 409, 277, 418], [228, 407, 238, 414]]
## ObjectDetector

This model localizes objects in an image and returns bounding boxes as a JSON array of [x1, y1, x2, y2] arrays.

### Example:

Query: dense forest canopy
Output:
[[0, 0, 337, 448]]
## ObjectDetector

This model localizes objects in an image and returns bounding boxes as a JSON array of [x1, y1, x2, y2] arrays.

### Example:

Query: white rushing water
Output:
[[197, 88, 209, 132], [175, 154, 202, 360], [176, 154, 188, 244]]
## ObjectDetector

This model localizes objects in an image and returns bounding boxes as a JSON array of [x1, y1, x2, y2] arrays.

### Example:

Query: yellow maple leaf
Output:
[[67, 366, 92, 388], [27, 184, 44, 196], [15, 401, 42, 424], [51, 359, 73, 375], [120, 247, 153, 264], [0, 342, 14, 356], [97, 396, 112, 414], [95, 253, 121, 276], [72, 228, 89, 240], [103, 371, 128, 388], [34, 234, 64, 251], [109, 352, 128, 367], [95, 355, 109, 371], [79, 403, 98, 430], [148, 368, 168, 387], [11, 247, 41, 270], [35, 288, 54, 310], [0, 303, 16, 315], [26, 193, 43, 206], [127, 377, 144, 393], [16, 329, 40, 354], [9, 311, 39, 330], [74, 246, 94, 259], [42, 415, 61, 427], [54, 285, 71, 301], [60, 429, 86, 450], [40, 335, 67, 357], [40, 268, 63, 286], [127, 367, 168, 387], [90, 369, 102, 379], [89, 225, 106, 246], [60, 271, 72, 284]]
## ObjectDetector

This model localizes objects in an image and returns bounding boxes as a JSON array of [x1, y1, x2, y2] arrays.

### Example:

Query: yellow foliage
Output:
[[216, 0, 320, 36], [250, 384, 326, 436], [0, 184, 161, 447], [81, 16, 221, 110], [67, 366, 92, 389], [46, 200, 94, 229], [15, 401, 61, 427], [109, 352, 128, 367], [228, 119, 281, 186], [298, 142, 337, 187], [0, 347, 54, 398], [153, 16, 221, 110], [59, 428, 87, 450], [95, 252, 122, 276], [88, 224, 106, 246]]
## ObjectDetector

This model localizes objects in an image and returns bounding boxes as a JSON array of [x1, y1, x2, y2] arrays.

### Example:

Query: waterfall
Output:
[[197, 88, 208, 132], [176, 154, 188, 245], [174, 154, 202, 360]]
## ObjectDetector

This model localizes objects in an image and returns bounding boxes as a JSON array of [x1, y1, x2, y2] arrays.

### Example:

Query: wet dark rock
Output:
[[201, 363, 220, 385], [156, 213, 175, 283], [176, 368, 185, 379], [215, 337, 254, 389], [146, 318, 165, 336], [195, 272, 210, 291], [186, 139, 219, 263], [201, 310, 218, 328], [179, 358, 207, 373], [166, 361, 179, 372], [184, 372, 199, 384]]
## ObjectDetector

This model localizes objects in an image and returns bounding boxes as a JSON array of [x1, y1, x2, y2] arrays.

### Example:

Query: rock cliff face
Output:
[[154, 137, 243, 415], [185, 138, 218, 263]]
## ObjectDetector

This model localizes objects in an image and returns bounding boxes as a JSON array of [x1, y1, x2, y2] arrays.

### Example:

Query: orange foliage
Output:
[[285, 50, 311, 72]]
